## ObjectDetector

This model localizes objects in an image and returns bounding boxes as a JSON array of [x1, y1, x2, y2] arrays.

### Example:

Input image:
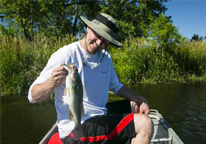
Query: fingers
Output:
[[140, 109, 150, 115], [130, 101, 140, 113], [53, 66, 67, 77], [131, 101, 150, 115], [144, 109, 150, 115], [139, 102, 150, 115], [51, 66, 67, 87]]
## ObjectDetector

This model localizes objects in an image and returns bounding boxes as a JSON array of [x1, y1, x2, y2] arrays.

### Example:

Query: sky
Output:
[[164, 0, 206, 39]]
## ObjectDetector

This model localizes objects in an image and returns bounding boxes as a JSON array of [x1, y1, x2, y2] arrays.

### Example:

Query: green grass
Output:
[[174, 41, 206, 76], [0, 35, 206, 94], [0, 34, 76, 94], [110, 38, 206, 84]]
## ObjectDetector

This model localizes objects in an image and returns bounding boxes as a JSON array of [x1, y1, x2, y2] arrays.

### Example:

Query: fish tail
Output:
[[72, 125, 84, 140]]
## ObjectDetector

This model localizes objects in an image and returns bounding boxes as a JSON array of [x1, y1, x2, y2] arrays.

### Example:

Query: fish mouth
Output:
[[62, 64, 78, 74], [61, 64, 70, 72]]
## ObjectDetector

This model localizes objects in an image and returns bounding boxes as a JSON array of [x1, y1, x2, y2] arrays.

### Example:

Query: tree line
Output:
[[1, 0, 183, 44]]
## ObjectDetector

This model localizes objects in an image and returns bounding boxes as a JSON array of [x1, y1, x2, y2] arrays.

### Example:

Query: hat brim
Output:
[[80, 16, 123, 47]]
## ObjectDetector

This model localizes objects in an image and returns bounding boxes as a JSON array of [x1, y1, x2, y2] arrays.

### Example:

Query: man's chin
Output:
[[88, 47, 99, 54]]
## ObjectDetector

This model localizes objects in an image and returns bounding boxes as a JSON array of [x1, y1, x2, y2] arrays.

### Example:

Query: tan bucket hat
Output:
[[80, 13, 123, 47]]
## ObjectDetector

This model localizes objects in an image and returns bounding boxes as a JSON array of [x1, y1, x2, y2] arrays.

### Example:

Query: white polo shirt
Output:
[[28, 41, 123, 138]]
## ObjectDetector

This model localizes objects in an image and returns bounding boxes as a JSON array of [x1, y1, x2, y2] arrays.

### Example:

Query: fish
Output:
[[61, 63, 84, 140]]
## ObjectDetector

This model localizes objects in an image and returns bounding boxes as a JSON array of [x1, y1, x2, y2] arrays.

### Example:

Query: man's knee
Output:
[[133, 114, 153, 135]]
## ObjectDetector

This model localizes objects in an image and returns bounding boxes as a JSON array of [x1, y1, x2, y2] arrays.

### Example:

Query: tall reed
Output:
[[110, 38, 206, 84], [0, 33, 76, 94], [110, 38, 181, 84], [174, 41, 206, 78]]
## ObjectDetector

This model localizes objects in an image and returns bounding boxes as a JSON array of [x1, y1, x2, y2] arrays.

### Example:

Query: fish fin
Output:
[[64, 87, 71, 97], [62, 95, 69, 105], [72, 125, 84, 140], [63, 88, 71, 105], [69, 110, 74, 121]]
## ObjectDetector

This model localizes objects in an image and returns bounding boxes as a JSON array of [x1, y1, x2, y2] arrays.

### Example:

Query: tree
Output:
[[101, 0, 169, 40], [191, 34, 203, 42], [0, 0, 101, 40], [1, 0, 171, 41], [148, 14, 182, 47]]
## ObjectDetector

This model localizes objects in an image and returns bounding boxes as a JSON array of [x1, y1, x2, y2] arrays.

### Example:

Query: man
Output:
[[28, 13, 153, 144]]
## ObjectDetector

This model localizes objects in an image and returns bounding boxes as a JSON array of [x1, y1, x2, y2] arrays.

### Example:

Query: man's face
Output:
[[85, 27, 109, 54]]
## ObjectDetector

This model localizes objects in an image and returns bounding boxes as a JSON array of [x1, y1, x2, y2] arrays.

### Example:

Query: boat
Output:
[[149, 109, 184, 144], [39, 100, 184, 144]]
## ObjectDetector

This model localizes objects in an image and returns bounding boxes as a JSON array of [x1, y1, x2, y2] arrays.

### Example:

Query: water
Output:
[[1, 94, 56, 144], [1, 82, 206, 144], [129, 82, 206, 144]]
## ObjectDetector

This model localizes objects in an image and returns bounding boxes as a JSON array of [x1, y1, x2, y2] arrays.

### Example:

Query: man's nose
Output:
[[96, 38, 103, 46]]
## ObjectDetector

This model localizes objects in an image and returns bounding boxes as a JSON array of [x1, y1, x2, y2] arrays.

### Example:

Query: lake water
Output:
[[1, 82, 206, 144]]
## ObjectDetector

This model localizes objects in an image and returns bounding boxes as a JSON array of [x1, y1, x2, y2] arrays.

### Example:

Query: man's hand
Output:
[[51, 66, 67, 88], [139, 102, 150, 115], [31, 65, 67, 102], [130, 101, 150, 115], [116, 86, 150, 115]]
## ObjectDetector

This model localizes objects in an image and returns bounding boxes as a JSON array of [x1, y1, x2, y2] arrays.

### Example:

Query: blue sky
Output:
[[164, 0, 206, 39]]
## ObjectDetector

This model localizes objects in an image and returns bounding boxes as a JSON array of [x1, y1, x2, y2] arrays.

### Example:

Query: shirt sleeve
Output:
[[109, 60, 123, 94], [28, 46, 71, 103]]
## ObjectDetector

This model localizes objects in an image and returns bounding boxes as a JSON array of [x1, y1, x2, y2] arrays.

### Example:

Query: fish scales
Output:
[[62, 63, 84, 140]]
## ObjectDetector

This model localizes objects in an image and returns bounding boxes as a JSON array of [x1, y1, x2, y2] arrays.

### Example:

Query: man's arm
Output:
[[116, 86, 150, 114], [31, 66, 67, 102]]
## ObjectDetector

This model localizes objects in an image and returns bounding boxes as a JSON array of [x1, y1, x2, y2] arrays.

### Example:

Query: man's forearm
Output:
[[31, 66, 67, 102], [31, 77, 55, 102], [116, 86, 148, 104]]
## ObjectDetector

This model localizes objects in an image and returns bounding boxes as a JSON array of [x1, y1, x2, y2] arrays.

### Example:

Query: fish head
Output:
[[61, 64, 70, 73], [68, 64, 78, 81], [62, 63, 79, 81]]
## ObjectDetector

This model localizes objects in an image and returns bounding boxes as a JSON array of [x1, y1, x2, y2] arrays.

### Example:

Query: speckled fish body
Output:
[[62, 63, 84, 140]]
